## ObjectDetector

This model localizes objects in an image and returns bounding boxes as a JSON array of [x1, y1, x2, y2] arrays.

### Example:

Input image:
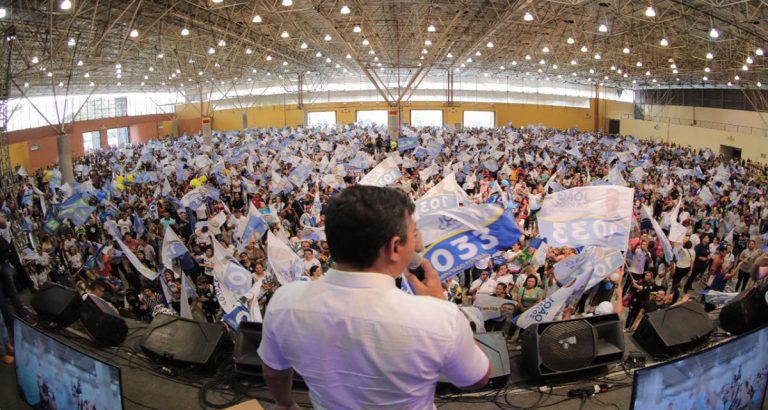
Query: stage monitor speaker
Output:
[[718, 284, 768, 335], [31, 282, 82, 327], [632, 300, 714, 357], [437, 331, 510, 384], [79, 295, 128, 347], [234, 321, 263, 376], [140, 314, 227, 370], [521, 313, 624, 378]]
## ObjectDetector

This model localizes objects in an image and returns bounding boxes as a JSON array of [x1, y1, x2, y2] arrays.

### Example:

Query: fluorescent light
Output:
[[0, 8, 7, 18], [282, 0, 293, 6]]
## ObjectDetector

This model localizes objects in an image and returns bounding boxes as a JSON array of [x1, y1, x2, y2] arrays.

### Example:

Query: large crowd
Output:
[[0, 123, 766, 362]]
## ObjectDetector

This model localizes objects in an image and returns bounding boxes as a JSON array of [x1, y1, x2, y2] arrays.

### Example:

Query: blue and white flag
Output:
[[698, 186, 716, 206], [415, 173, 470, 219], [114, 237, 159, 280], [212, 239, 254, 318], [421, 205, 523, 281], [56, 202, 96, 227], [358, 157, 402, 187], [158, 274, 174, 308], [607, 165, 627, 186], [179, 274, 194, 319], [538, 186, 634, 250], [700, 290, 739, 306], [397, 137, 419, 151], [43, 211, 61, 235], [148, 201, 159, 220], [642, 205, 674, 263], [287, 164, 312, 188], [161, 227, 189, 270], [133, 212, 146, 239], [238, 203, 268, 253], [486, 182, 508, 208], [266, 231, 305, 285], [180, 184, 219, 209], [553, 246, 623, 286]]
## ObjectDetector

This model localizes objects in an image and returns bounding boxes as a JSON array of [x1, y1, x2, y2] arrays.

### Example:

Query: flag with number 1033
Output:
[[537, 186, 634, 250], [422, 205, 522, 282]]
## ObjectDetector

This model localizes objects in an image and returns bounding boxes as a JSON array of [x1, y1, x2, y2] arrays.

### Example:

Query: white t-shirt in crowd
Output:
[[258, 269, 489, 410], [470, 278, 498, 296]]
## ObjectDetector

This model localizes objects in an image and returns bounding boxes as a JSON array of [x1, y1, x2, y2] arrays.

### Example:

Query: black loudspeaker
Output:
[[719, 284, 768, 335], [633, 300, 715, 357], [234, 321, 263, 376], [438, 331, 511, 384], [31, 282, 82, 326], [79, 295, 128, 347], [140, 314, 227, 370], [522, 313, 625, 378]]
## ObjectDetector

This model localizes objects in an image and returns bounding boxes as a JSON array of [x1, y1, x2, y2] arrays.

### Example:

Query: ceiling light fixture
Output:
[[130, 29, 139, 38], [252, 15, 262, 23], [709, 28, 719, 38], [246, 47, 253, 54], [425, 39, 432, 46], [743, 64, 749, 71], [281, 31, 289, 38], [704, 67, 710, 72], [598, 23, 608, 32], [218, 39, 226, 46], [623, 47, 630, 54], [84, 72, 89, 78], [660, 38, 668, 46], [353, 25, 361, 33], [580, 45, 588, 52], [282, 0, 293, 6], [756, 48, 764, 56], [181, 28, 189, 36], [427, 25, 436, 32], [316, 52, 322, 57], [542, 46, 550, 53], [60, 0, 72, 10], [523, 12, 534, 21], [362, 38, 369, 46], [746, 56, 754, 64], [567, 37, 575, 44], [645, 6, 656, 17], [208, 47, 215, 54], [525, 54, 531, 60], [300, 42, 307, 49], [76, 60, 83, 66], [266, 55, 272, 61], [324, 34, 332, 41], [706, 52, 714, 59], [340, 5, 350, 14], [67, 37, 76, 46], [571, 59, 577, 65], [487, 41, 494, 48]]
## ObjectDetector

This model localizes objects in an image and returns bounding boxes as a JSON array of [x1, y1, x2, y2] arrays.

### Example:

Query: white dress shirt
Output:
[[258, 269, 489, 410]]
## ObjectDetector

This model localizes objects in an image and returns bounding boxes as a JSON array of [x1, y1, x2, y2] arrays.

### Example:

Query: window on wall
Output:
[[82, 131, 101, 152], [356, 110, 388, 126], [410, 110, 443, 127], [463, 110, 495, 128], [306, 111, 337, 127], [107, 127, 130, 147]]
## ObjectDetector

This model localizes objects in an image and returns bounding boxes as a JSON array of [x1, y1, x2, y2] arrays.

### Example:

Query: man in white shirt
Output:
[[469, 271, 498, 298], [258, 186, 490, 410]]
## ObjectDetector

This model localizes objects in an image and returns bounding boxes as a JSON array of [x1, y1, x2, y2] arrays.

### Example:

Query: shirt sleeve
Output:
[[257, 305, 292, 371], [440, 309, 490, 388]]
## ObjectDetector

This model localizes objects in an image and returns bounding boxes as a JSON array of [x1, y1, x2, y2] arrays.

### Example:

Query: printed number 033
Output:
[[550, 220, 618, 243], [429, 228, 499, 271]]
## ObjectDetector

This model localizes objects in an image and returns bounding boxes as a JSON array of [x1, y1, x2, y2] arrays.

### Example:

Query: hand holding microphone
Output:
[[407, 253, 446, 300]]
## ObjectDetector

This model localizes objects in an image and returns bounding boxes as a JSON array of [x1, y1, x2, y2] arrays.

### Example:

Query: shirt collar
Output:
[[324, 268, 396, 289]]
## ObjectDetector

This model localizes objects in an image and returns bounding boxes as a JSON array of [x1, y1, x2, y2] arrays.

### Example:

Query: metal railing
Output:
[[621, 114, 768, 137]]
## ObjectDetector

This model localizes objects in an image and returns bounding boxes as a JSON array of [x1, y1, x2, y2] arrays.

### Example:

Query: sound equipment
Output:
[[234, 321, 263, 376], [140, 314, 227, 370], [522, 313, 624, 378], [633, 300, 714, 357], [79, 295, 128, 347], [31, 282, 82, 326], [718, 284, 768, 335], [439, 331, 511, 384]]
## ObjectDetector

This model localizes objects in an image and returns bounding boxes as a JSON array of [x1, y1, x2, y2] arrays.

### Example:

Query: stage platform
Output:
[[0, 290, 740, 410]]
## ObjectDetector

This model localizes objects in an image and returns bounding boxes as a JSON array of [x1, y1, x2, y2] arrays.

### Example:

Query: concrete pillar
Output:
[[387, 107, 400, 141], [57, 132, 75, 183], [172, 119, 179, 138], [202, 117, 212, 145], [242, 111, 248, 131]]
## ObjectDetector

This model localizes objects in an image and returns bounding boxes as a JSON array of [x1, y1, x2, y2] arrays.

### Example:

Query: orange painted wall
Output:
[[177, 118, 202, 136], [7, 113, 173, 171]]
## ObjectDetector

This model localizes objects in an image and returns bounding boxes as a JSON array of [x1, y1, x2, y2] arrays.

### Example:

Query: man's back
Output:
[[258, 269, 488, 410]]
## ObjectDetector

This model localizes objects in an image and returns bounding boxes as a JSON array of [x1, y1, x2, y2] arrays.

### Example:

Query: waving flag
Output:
[[642, 205, 674, 262], [538, 186, 634, 250], [421, 205, 522, 281], [414, 173, 470, 219], [486, 182, 508, 208], [56, 202, 96, 227], [212, 239, 254, 324], [238, 203, 268, 253], [266, 231, 305, 285], [179, 274, 194, 319], [359, 157, 402, 187], [82, 243, 106, 273], [161, 227, 190, 270], [397, 137, 419, 151], [133, 212, 146, 239], [161, 178, 173, 196], [114, 237, 159, 280], [287, 164, 312, 188], [607, 165, 627, 186]]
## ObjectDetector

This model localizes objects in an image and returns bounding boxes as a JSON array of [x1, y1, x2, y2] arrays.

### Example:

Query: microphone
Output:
[[409, 253, 426, 281]]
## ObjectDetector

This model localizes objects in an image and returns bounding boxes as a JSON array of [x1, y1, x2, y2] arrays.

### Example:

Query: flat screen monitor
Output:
[[13, 317, 124, 410], [630, 325, 768, 410]]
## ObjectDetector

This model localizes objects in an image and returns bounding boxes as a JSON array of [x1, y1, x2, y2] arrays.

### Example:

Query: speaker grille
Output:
[[539, 320, 595, 371]]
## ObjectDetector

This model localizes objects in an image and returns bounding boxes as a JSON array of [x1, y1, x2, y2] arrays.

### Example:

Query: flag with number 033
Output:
[[537, 186, 634, 250], [422, 205, 523, 282]]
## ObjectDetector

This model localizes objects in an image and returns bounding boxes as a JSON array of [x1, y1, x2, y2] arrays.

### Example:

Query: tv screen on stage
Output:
[[13, 317, 124, 410], [630, 325, 768, 410]]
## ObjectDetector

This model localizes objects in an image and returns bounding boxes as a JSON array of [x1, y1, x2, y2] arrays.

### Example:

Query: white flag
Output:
[[114, 238, 159, 280], [266, 231, 305, 285], [358, 157, 402, 187]]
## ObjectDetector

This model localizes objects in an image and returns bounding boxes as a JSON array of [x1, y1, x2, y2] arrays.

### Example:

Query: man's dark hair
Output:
[[325, 185, 415, 269]]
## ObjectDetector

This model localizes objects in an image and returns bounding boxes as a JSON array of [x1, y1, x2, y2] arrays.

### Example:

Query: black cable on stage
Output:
[[124, 396, 164, 410]]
